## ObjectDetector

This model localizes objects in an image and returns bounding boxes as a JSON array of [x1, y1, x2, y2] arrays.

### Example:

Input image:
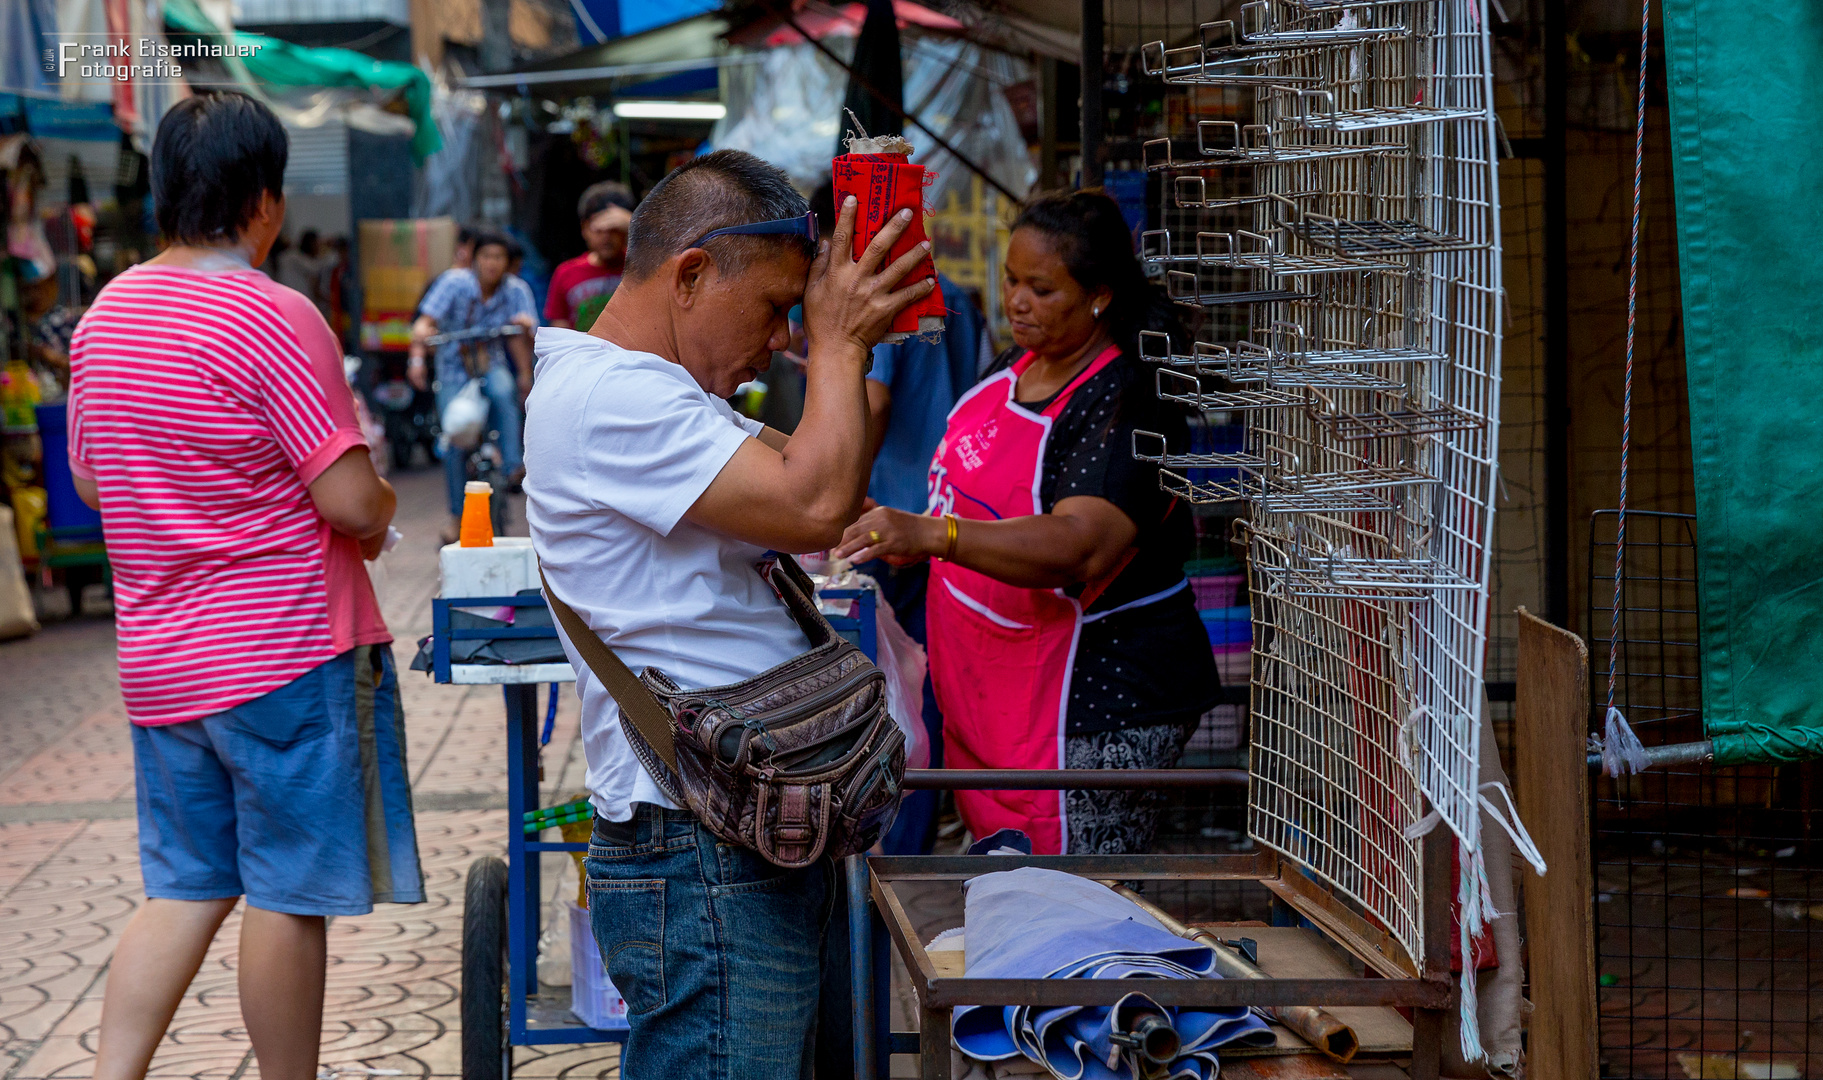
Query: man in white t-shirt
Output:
[[523, 149, 932, 1079]]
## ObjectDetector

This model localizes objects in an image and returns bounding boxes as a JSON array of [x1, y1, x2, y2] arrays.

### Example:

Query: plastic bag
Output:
[[0, 506, 39, 641], [874, 592, 930, 770], [439, 377, 488, 451]]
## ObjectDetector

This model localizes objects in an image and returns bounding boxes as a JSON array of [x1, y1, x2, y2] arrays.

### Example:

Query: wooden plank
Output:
[[1220, 1055, 1353, 1080], [1259, 869, 1418, 980], [1515, 608, 1597, 1080], [1226, 926, 1415, 1055]]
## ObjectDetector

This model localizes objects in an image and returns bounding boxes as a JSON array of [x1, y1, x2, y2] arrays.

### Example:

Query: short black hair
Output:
[[624, 149, 811, 282], [471, 230, 513, 259], [457, 224, 479, 247], [578, 181, 636, 222], [151, 92, 287, 245]]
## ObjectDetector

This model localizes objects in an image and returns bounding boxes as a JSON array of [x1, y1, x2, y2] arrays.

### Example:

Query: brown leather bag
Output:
[[541, 556, 905, 868]]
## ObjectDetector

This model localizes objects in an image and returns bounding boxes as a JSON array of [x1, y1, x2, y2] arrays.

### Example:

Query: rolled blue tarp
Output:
[[952, 868, 1273, 1080]]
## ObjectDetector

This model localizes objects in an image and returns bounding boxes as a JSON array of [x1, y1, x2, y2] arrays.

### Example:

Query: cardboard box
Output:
[[358, 217, 458, 350]]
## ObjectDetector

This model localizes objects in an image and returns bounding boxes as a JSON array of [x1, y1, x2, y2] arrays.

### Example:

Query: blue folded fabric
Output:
[[952, 868, 1274, 1079]]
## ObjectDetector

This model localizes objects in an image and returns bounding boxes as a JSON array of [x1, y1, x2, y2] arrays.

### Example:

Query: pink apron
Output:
[[925, 345, 1122, 855]]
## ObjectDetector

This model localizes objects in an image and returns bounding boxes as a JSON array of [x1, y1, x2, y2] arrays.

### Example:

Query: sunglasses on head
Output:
[[685, 211, 819, 253]]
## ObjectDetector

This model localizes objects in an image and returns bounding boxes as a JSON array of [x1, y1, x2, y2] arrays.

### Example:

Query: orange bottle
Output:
[[459, 481, 494, 547]]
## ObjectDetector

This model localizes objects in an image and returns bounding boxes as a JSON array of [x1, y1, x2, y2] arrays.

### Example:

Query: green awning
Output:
[[163, 0, 441, 161]]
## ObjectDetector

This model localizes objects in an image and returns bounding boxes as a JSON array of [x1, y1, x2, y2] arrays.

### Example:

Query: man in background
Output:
[[544, 181, 635, 330], [278, 228, 328, 316], [408, 232, 537, 542]]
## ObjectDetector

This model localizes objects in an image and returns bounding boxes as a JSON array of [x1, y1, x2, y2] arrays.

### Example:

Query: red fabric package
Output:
[[831, 145, 945, 341]]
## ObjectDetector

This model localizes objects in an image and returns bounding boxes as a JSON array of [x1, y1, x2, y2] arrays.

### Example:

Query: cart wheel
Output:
[[462, 856, 511, 1080]]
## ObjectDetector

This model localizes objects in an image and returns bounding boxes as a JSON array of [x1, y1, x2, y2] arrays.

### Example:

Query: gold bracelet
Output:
[[943, 514, 959, 561]]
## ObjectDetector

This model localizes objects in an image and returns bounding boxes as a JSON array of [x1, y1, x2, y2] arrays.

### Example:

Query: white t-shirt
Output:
[[524, 328, 811, 821]]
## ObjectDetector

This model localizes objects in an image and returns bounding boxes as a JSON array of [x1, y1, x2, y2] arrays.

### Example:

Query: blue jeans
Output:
[[435, 361, 523, 516], [585, 806, 834, 1080]]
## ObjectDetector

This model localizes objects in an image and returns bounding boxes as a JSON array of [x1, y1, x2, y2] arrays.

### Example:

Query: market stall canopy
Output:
[[459, 13, 741, 93], [729, 0, 965, 47], [162, 0, 442, 161]]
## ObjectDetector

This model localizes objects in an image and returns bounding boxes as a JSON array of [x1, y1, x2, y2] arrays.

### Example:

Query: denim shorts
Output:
[[131, 645, 425, 917], [584, 805, 834, 1080]]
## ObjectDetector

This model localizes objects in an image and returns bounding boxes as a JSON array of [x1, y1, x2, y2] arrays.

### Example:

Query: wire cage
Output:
[[1132, 0, 1504, 968], [1587, 510, 1823, 1079]]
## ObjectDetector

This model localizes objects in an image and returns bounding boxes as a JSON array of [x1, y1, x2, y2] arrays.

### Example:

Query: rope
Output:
[[1606, 0, 1651, 711]]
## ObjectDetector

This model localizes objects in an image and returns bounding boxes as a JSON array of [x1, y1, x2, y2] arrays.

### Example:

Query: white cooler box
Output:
[[567, 901, 630, 1030]]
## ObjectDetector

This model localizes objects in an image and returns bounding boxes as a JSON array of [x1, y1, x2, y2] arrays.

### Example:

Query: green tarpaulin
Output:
[[1662, 3, 1823, 764], [163, 0, 441, 161]]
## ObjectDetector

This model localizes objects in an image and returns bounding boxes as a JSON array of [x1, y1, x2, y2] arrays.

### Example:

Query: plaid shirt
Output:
[[419, 268, 536, 384]]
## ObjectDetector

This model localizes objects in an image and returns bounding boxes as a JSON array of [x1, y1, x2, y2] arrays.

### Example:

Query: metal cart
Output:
[[844, 770, 1457, 1080], [432, 586, 878, 1080]]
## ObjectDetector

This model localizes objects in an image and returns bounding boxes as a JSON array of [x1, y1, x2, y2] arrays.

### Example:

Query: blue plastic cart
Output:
[[432, 586, 877, 1078]]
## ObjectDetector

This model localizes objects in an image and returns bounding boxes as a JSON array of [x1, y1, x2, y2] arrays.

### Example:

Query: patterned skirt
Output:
[[1062, 716, 1200, 855]]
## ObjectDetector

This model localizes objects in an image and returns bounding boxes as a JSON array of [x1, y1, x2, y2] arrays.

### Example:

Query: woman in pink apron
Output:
[[835, 191, 1219, 854]]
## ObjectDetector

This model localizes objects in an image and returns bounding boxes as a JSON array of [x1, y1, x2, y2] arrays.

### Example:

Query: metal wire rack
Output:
[[1144, 123, 1405, 168], [1143, 227, 1407, 275], [1309, 395, 1484, 440], [1135, 0, 1505, 968], [1236, 1, 1414, 46]]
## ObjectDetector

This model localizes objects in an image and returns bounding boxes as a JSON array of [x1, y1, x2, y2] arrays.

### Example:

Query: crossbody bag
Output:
[[541, 555, 905, 868]]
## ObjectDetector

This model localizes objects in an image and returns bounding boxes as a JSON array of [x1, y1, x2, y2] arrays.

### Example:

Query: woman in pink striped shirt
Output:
[[66, 93, 423, 1080]]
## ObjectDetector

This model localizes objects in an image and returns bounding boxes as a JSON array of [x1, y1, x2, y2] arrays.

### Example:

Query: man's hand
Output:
[[408, 314, 438, 390], [800, 199, 935, 363]]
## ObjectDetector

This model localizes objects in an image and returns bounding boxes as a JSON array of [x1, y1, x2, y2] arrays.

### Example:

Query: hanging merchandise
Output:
[[3, 137, 54, 283], [1660, 2, 1823, 765], [1130, 0, 1540, 1064], [711, 38, 1035, 209]]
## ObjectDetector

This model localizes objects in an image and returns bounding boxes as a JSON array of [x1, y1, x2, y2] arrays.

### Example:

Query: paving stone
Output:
[[0, 472, 623, 1078]]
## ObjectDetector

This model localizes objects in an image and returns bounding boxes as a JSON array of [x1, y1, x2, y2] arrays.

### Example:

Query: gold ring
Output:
[[868, 530, 883, 544]]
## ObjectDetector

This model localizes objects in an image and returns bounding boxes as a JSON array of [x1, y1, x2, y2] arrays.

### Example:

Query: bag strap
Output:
[[539, 569, 678, 771]]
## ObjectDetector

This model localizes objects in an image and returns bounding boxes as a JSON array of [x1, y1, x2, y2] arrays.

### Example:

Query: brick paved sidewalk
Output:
[[0, 469, 619, 1079]]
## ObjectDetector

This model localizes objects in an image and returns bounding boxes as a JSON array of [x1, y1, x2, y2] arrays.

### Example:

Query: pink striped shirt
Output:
[[67, 264, 390, 726]]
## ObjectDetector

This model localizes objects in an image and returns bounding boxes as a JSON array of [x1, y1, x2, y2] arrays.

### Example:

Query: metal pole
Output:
[[1586, 738, 1713, 770], [847, 854, 877, 1080], [902, 768, 1248, 790], [1080, 0, 1105, 189], [1544, 0, 1570, 627]]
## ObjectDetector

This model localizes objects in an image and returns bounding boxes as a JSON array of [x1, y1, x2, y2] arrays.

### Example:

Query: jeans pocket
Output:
[[586, 877, 667, 1016], [222, 663, 337, 751]]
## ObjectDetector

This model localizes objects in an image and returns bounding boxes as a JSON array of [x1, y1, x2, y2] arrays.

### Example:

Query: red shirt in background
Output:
[[544, 253, 623, 325], [67, 265, 391, 725]]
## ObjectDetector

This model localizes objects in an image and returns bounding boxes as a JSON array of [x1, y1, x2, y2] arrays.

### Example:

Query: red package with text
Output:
[[832, 134, 945, 342]]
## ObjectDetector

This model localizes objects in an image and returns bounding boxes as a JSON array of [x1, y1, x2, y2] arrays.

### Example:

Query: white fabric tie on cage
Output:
[[1394, 704, 1547, 1064], [1589, 704, 1650, 777]]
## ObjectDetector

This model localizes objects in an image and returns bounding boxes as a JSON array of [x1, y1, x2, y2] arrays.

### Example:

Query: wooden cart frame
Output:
[[844, 778, 1456, 1080]]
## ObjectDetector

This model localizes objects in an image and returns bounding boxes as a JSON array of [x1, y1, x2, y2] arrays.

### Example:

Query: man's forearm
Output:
[[780, 342, 873, 534]]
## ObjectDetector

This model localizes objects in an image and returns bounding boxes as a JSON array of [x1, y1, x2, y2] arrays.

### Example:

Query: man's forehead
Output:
[[589, 205, 632, 230], [731, 248, 813, 300]]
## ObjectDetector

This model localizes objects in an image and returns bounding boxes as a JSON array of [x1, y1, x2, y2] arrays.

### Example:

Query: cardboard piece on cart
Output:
[[358, 216, 458, 351]]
